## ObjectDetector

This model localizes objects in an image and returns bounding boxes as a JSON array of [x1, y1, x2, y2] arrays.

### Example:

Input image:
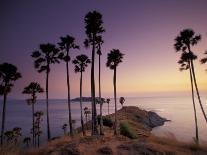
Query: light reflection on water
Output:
[[0, 96, 207, 144]]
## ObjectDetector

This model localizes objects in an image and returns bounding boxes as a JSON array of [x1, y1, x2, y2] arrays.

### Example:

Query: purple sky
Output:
[[1, 0, 207, 99]]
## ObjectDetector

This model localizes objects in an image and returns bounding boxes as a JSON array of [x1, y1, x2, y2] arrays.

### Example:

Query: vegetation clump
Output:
[[97, 116, 113, 127], [119, 121, 136, 139]]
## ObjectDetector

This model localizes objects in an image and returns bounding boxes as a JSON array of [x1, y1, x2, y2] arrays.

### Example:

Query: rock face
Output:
[[114, 106, 168, 130], [148, 111, 167, 128]]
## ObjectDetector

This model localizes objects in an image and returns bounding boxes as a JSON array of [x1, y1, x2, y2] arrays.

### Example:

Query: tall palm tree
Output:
[[58, 35, 79, 136], [0, 63, 21, 145], [177, 51, 199, 144], [96, 36, 104, 135], [106, 49, 124, 135], [72, 54, 91, 136], [174, 29, 205, 144], [31, 43, 60, 140], [174, 29, 207, 122], [106, 98, 110, 115], [84, 11, 105, 135], [22, 82, 44, 146]]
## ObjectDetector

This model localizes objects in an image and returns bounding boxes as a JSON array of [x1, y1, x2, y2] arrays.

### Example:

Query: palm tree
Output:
[[119, 97, 125, 108], [84, 107, 91, 129], [84, 11, 105, 135], [178, 52, 199, 144], [13, 127, 22, 145], [106, 49, 124, 135], [106, 98, 110, 115], [62, 124, 68, 135], [0, 63, 21, 145], [174, 29, 205, 144], [34, 111, 43, 147], [96, 36, 104, 135], [22, 82, 44, 146], [23, 137, 31, 148], [96, 98, 105, 135], [72, 54, 91, 136], [58, 35, 79, 136], [31, 43, 60, 140]]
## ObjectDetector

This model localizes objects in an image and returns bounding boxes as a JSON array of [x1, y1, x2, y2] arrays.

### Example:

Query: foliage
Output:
[[0, 63, 22, 95], [97, 116, 113, 127], [119, 121, 136, 139], [72, 54, 91, 73], [31, 43, 60, 73], [106, 49, 124, 69]]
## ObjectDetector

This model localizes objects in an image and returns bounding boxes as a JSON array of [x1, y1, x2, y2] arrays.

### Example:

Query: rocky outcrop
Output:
[[113, 106, 168, 130]]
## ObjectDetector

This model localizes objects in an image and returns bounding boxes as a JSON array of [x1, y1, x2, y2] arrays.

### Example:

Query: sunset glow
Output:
[[1, 0, 207, 99]]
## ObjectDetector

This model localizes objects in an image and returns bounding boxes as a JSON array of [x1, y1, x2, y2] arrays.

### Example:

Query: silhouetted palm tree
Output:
[[106, 49, 124, 135], [84, 107, 91, 129], [34, 111, 43, 147], [0, 63, 21, 145], [13, 127, 22, 145], [58, 35, 79, 136], [174, 29, 205, 144], [22, 82, 44, 146], [96, 98, 105, 135], [84, 11, 105, 135], [31, 43, 60, 140], [72, 54, 91, 136], [106, 98, 110, 115], [23, 137, 31, 148], [119, 97, 125, 108], [62, 124, 68, 135]]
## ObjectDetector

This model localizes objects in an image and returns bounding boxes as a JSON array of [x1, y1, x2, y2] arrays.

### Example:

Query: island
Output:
[[71, 97, 105, 102]]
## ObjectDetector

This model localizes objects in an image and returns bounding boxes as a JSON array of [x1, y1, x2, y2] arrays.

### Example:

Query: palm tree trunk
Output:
[[66, 61, 73, 136], [108, 103, 109, 115], [189, 62, 199, 144], [191, 60, 207, 122], [46, 70, 51, 140], [85, 114, 88, 130], [80, 70, 85, 136], [91, 34, 98, 135], [37, 121, 40, 147], [32, 102, 35, 146], [98, 54, 103, 135], [114, 67, 117, 135], [1, 90, 7, 145]]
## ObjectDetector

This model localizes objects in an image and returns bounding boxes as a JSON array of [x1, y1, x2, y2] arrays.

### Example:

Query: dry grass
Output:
[[0, 144, 21, 155]]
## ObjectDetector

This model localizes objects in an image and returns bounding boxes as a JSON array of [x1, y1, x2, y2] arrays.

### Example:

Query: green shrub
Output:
[[119, 121, 136, 139], [97, 115, 113, 127]]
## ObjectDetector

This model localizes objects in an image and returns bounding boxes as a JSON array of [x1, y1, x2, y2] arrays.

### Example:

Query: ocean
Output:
[[0, 96, 207, 145]]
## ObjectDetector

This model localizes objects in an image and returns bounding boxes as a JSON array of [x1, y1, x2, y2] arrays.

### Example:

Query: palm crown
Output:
[[174, 29, 201, 52], [72, 54, 91, 73], [84, 11, 105, 40], [31, 43, 60, 73], [0, 63, 22, 95], [22, 82, 44, 104], [106, 49, 124, 69], [58, 35, 79, 62], [178, 52, 197, 71]]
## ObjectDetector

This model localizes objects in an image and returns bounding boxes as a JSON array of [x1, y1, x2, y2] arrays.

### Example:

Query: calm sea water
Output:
[[0, 96, 207, 144]]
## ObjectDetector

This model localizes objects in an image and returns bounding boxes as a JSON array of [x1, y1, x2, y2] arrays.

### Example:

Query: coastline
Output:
[[14, 106, 207, 155]]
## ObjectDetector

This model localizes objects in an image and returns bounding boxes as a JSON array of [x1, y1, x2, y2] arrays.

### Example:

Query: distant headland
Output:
[[71, 97, 105, 102]]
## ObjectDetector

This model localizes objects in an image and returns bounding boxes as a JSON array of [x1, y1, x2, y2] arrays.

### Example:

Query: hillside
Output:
[[4, 106, 207, 155]]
